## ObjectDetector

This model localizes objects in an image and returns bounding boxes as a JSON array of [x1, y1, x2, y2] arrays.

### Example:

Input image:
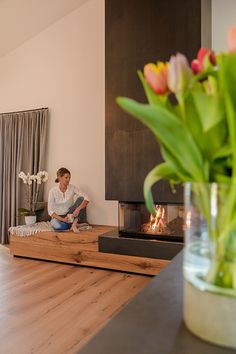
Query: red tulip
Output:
[[228, 26, 236, 53], [144, 62, 169, 95], [191, 59, 200, 74], [191, 48, 216, 74]]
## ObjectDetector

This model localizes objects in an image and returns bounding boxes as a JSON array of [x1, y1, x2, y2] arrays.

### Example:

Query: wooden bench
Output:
[[9, 225, 169, 275]]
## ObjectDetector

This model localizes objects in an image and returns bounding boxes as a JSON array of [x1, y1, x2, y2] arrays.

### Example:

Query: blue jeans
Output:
[[50, 196, 86, 231]]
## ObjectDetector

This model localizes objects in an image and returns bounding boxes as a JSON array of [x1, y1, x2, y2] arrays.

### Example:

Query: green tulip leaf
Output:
[[214, 174, 231, 183], [143, 162, 178, 215], [213, 144, 232, 160], [224, 92, 236, 176], [184, 93, 208, 154], [161, 146, 191, 181], [218, 53, 236, 175], [192, 92, 225, 132], [185, 93, 226, 161], [117, 97, 205, 182]]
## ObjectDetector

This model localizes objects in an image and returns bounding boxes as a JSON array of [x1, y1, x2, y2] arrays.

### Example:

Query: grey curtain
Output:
[[0, 108, 48, 244]]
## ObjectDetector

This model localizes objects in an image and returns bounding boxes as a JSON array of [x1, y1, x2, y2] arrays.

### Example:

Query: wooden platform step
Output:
[[9, 226, 169, 275]]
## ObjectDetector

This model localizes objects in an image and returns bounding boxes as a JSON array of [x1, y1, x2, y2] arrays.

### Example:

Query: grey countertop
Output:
[[79, 252, 236, 354]]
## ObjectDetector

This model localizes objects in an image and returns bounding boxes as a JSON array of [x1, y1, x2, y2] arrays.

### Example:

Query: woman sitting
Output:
[[48, 167, 89, 232]]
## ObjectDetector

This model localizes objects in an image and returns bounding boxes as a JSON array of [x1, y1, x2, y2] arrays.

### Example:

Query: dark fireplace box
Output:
[[98, 202, 184, 260], [102, 0, 211, 260]]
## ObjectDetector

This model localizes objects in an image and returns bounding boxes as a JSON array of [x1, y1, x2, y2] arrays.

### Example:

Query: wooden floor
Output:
[[0, 245, 150, 354]]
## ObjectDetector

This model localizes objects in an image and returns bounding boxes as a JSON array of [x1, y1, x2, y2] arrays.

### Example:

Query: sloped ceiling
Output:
[[0, 0, 88, 58]]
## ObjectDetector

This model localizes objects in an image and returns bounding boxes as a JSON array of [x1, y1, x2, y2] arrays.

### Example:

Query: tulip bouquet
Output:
[[18, 170, 48, 216], [117, 27, 236, 291]]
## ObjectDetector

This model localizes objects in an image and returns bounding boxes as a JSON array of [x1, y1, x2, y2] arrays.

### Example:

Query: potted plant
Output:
[[117, 27, 236, 348], [18, 170, 48, 225]]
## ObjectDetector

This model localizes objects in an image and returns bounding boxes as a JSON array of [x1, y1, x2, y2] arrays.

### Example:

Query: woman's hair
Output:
[[55, 167, 71, 183]]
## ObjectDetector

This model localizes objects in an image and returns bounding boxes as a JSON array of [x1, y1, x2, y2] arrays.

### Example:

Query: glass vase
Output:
[[183, 182, 236, 348]]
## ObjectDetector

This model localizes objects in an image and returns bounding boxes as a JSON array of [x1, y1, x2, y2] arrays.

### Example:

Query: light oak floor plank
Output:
[[0, 245, 150, 354]]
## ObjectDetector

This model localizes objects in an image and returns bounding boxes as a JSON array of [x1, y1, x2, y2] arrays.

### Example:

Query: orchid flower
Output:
[[18, 170, 48, 214]]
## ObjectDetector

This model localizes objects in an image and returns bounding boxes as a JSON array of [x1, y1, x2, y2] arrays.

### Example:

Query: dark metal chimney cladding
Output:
[[105, 0, 211, 203]]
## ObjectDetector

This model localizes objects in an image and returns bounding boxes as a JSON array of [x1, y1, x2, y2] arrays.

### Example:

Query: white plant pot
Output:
[[25, 215, 36, 225]]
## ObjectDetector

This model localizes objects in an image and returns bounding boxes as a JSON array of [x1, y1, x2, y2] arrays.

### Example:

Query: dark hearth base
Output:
[[98, 230, 183, 260]]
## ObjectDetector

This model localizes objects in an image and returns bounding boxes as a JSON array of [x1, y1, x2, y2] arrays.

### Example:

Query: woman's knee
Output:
[[50, 218, 69, 231], [68, 196, 85, 215], [75, 196, 84, 206]]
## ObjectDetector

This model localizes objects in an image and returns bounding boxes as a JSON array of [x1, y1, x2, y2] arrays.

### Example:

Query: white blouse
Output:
[[48, 184, 89, 217]]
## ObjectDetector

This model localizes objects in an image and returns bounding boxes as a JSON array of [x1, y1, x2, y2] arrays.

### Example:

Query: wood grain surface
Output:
[[0, 245, 150, 354], [10, 226, 169, 275]]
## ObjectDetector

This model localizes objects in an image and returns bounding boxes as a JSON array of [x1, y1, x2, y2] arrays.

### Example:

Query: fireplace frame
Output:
[[118, 202, 184, 243]]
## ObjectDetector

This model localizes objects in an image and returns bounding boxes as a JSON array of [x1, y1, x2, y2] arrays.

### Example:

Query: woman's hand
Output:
[[73, 199, 89, 218], [73, 207, 81, 218], [72, 209, 80, 218], [61, 216, 70, 223], [51, 213, 70, 223]]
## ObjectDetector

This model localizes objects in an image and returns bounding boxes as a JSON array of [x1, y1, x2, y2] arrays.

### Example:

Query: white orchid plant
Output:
[[18, 171, 48, 216]]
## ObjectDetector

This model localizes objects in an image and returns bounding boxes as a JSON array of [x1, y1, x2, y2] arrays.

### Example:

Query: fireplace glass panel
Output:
[[119, 202, 184, 242]]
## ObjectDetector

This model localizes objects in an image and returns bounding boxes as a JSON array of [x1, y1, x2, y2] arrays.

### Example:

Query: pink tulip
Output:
[[191, 48, 216, 74], [168, 53, 192, 94], [228, 26, 236, 53], [144, 62, 169, 95]]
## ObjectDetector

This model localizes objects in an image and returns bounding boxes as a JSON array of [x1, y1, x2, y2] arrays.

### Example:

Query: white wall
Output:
[[2, 0, 232, 227], [0, 0, 118, 226], [212, 0, 236, 52]]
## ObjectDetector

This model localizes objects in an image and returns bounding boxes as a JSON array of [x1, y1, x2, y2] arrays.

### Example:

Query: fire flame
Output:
[[142, 205, 166, 233]]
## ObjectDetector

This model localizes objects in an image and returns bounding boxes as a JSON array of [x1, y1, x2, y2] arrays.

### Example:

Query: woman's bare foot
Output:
[[71, 221, 80, 233]]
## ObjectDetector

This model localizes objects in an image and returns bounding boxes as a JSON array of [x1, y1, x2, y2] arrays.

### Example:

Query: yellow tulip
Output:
[[144, 62, 169, 95]]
